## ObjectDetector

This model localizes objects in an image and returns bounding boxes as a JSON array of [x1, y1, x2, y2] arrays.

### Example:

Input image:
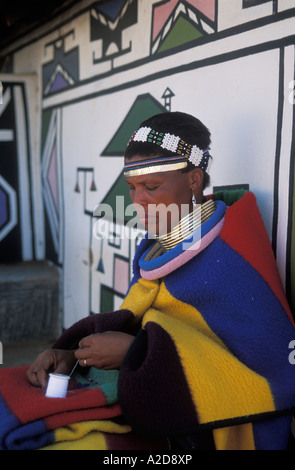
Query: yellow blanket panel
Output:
[[41, 420, 132, 450], [121, 278, 275, 426]]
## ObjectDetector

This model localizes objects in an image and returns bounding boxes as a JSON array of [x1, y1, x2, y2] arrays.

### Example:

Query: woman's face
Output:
[[124, 155, 195, 236]]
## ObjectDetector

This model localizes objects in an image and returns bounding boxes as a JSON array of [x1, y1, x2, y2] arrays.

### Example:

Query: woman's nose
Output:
[[131, 190, 148, 219], [131, 188, 147, 206]]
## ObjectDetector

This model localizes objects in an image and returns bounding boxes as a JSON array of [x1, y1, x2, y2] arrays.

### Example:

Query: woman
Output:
[[27, 112, 295, 450]]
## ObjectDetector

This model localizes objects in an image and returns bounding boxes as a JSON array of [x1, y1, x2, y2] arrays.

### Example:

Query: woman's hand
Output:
[[26, 349, 76, 388], [75, 331, 134, 370], [26, 331, 134, 387]]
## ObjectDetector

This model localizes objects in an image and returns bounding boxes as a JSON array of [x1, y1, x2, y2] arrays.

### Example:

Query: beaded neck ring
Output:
[[124, 127, 211, 177], [155, 199, 216, 251]]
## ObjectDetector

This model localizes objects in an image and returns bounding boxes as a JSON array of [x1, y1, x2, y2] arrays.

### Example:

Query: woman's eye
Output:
[[146, 186, 158, 191]]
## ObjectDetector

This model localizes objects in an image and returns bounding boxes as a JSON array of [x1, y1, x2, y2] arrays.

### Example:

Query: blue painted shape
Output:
[[97, 0, 127, 20], [0, 186, 8, 229]]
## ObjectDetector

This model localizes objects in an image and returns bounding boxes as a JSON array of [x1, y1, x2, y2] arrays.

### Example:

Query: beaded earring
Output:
[[192, 192, 197, 206]]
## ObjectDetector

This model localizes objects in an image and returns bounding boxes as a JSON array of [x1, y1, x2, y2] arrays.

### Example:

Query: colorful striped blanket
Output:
[[1, 190, 295, 450], [52, 191, 295, 450], [0, 365, 167, 450]]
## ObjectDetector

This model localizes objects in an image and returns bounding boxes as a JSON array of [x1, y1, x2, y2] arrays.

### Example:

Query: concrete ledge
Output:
[[0, 261, 60, 344], [1, 338, 55, 368]]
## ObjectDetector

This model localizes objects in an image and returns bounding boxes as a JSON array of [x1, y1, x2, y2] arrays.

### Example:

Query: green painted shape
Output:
[[98, 93, 167, 227], [158, 15, 203, 53], [101, 93, 166, 156], [41, 109, 53, 156], [100, 284, 114, 313], [98, 170, 133, 223]]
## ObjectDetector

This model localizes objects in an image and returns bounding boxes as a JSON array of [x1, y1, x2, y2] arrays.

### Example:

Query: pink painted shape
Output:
[[114, 257, 130, 295], [153, 0, 179, 41], [186, 0, 215, 22], [153, 0, 215, 41], [47, 144, 59, 213]]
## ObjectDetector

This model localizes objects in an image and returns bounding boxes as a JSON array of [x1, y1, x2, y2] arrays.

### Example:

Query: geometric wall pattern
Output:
[[42, 31, 79, 96], [0, 86, 17, 243], [151, 0, 217, 54], [41, 109, 64, 264], [4, 0, 295, 325], [0, 174, 17, 242], [0, 83, 33, 261]]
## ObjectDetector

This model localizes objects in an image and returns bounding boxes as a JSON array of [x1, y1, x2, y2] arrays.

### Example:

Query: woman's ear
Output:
[[189, 168, 204, 205], [189, 168, 204, 191]]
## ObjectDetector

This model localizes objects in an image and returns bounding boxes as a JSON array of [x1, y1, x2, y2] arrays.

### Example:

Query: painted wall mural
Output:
[[41, 108, 64, 264], [151, 0, 217, 54], [90, 0, 138, 66], [0, 0, 294, 327], [42, 31, 79, 96], [0, 82, 34, 262]]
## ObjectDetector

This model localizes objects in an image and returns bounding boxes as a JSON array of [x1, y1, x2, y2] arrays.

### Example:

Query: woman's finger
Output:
[[75, 347, 88, 359], [80, 358, 90, 367], [26, 368, 40, 387], [27, 367, 48, 388], [36, 369, 48, 389], [74, 348, 90, 367], [78, 334, 95, 349]]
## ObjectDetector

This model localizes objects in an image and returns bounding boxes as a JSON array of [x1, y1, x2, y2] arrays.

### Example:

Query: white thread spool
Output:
[[45, 373, 70, 398]]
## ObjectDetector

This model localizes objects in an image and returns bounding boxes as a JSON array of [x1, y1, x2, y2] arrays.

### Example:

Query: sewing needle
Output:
[[69, 359, 79, 377]]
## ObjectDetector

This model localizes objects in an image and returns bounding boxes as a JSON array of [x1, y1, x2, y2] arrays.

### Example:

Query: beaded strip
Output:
[[155, 199, 217, 251], [124, 155, 188, 177], [127, 126, 211, 172]]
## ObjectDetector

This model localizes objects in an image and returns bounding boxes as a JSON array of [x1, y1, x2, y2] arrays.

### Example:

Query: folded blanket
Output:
[[0, 365, 167, 450], [52, 191, 295, 450]]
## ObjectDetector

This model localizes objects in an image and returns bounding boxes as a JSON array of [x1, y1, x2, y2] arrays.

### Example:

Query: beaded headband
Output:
[[124, 126, 211, 177]]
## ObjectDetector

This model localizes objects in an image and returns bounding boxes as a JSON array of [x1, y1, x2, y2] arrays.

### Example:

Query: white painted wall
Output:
[[1, 1, 294, 326]]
